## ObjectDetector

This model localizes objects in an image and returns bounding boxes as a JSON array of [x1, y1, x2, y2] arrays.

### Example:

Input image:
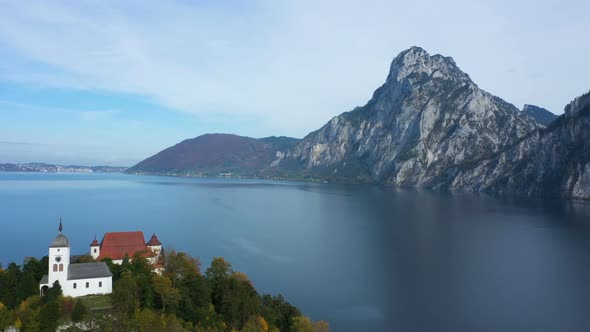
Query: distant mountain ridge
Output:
[[521, 104, 557, 126], [126, 134, 299, 177], [128, 47, 590, 199]]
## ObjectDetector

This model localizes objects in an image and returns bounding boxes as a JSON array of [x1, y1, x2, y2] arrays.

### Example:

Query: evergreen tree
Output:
[[71, 300, 88, 322]]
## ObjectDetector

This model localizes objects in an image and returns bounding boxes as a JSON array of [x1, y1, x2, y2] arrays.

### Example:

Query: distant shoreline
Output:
[[0, 162, 127, 173]]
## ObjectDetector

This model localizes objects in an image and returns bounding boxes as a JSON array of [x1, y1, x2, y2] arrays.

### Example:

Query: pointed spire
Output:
[[59, 217, 63, 233]]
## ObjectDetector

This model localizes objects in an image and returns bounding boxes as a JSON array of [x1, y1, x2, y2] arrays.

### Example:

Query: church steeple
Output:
[[59, 218, 63, 233]]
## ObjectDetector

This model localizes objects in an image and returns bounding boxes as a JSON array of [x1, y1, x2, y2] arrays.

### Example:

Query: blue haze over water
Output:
[[1, 172, 590, 332]]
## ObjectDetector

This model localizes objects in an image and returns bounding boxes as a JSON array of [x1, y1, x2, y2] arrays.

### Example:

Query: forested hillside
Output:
[[0, 251, 328, 331]]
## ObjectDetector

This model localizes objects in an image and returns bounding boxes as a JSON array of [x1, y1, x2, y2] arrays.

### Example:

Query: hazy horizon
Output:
[[1, 0, 589, 165]]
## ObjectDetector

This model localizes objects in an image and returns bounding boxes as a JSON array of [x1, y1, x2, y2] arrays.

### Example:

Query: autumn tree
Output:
[[0, 302, 11, 330], [313, 320, 330, 332], [291, 317, 314, 332], [15, 295, 41, 329], [165, 250, 201, 287], [291, 316, 329, 332], [241, 315, 271, 332]]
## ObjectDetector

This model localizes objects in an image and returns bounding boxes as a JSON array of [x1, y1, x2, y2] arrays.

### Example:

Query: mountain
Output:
[[521, 104, 557, 126], [129, 46, 590, 199], [450, 92, 590, 199], [126, 134, 299, 177], [275, 46, 539, 185]]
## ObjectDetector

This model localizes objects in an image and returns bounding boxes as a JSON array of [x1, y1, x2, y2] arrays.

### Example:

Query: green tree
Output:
[[220, 273, 261, 329], [71, 300, 88, 322], [205, 257, 233, 314], [260, 294, 301, 332], [152, 274, 180, 313], [177, 273, 211, 324], [0, 263, 21, 309], [43, 280, 63, 304], [38, 281, 63, 331], [165, 250, 200, 288], [135, 307, 165, 332], [131, 252, 153, 276], [204, 257, 233, 281], [112, 269, 139, 319], [38, 297, 60, 331]]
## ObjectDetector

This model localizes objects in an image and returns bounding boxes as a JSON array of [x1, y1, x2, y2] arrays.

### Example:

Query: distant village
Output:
[[0, 163, 126, 173]]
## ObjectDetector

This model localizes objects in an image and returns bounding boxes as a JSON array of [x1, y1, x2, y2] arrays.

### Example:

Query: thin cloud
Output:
[[0, 0, 588, 139]]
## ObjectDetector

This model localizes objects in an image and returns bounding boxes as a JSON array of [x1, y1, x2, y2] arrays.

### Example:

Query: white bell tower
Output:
[[48, 219, 70, 287], [90, 236, 100, 260]]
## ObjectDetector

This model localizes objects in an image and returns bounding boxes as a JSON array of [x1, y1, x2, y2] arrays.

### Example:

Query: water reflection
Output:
[[1, 173, 590, 331]]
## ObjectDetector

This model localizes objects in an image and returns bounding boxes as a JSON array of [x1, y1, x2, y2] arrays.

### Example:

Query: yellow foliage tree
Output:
[[14, 317, 22, 329], [313, 320, 330, 332], [135, 307, 165, 332], [291, 316, 330, 332], [0, 302, 11, 330], [240, 315, 269, 332]]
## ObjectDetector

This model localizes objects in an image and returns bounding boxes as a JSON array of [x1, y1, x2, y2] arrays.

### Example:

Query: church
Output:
[[40, 221, 164, 298], [90, 230, 164, 273], [39, 222, 113, 298]]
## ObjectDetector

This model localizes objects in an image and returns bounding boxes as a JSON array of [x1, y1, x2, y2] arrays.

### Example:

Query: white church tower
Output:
[[48, 219, 70, 287], [40, 219, 113, 297], [90, 236, 100, 260]]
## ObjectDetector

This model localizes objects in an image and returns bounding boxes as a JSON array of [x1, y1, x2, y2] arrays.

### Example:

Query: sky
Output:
[[0, 0, 588, 166]]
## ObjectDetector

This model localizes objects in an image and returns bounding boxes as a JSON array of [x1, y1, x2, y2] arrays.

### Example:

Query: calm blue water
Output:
[[2, 172, 590, 332]]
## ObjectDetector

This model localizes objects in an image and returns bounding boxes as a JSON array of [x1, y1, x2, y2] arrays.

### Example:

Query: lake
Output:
[[1, 172, 590, 331]]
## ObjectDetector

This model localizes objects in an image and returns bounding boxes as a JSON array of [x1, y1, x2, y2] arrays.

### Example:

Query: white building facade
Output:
[[40, 229, 112, 298], [90, 231, 163, 272]]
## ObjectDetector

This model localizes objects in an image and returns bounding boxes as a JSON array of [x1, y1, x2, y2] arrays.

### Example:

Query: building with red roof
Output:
[[90, 231, 163, 272]]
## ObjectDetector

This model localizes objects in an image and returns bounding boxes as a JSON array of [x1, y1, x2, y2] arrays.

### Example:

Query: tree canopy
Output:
[[0, 252, 329, 332]]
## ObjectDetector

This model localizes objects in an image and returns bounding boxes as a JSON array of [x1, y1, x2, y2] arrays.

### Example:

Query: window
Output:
[[73, 283, 77, 289], [86, 282, 89, 288], [93, 248, 97, 253], [53, 264, 57, 272], [59, 264, 64, 272], [99, 281, 102, 287], [57, 249, 60, 252]]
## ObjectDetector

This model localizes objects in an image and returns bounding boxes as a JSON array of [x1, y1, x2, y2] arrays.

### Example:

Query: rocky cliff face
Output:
[[279, 46, 539, 186], [450, 92, 590, 199], [129, 46, 590, 199], [521, 104, 557, 126]]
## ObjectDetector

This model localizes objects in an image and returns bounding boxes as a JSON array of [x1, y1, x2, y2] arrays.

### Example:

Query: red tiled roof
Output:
[[97, 231, 149, 261], [90, 239, 99, 246], [146, 233, 162, 246]]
